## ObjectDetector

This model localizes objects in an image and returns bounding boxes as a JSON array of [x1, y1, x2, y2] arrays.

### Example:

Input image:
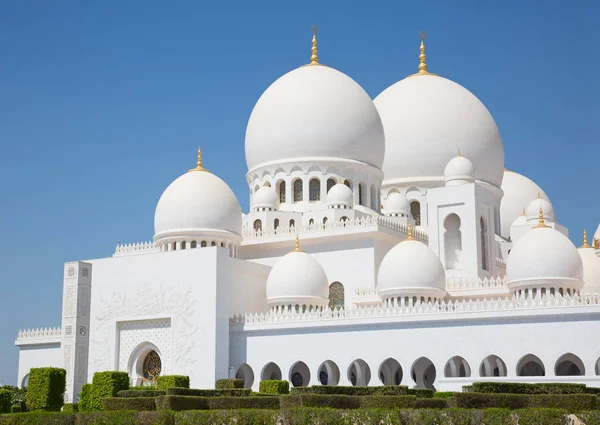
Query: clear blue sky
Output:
[[0, 0, 598, 385]]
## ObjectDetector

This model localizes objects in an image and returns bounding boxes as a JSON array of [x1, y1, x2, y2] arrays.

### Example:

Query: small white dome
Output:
[[509, 210, 528, 241], [444, 153, 475, 186], [579, 241, 600, 294], [525, 197, 555, 223], [266, 246, 329, 308], [327, 183, 353, 208], [506, 226, 583, 293], [253, 183, 279, 211], [374, 74, 504, 187], [154, 160, 242, 241], [384, 191, 410, 216], [377, 234, 447, 300], [245, 65, 385, 171], [500, 170, 549, 239]]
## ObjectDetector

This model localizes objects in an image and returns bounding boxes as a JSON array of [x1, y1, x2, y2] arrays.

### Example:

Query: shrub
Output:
[[434, 391, 456, 398], [62, 403, 78, 412], [471, 382, 586, 395], [102, 397, 157, 411], [480, 408, 512, 425], [407, 388, 434, 398], [78, 384, 96, 412], [128, 386, 156, 391], [527, 394, 597, 412], [78, 371, 129, 412], [117, 390, 165, 398], [585, 387, 600, 395], [280, 394, 359, 409], [165, 388, 251, 397], [26, 367, 66, 412], [289, 385, 408, 396], [156, 376, 189, 391], [10, 405, 22, 414], [0, 390, 11, 414], [207, 397, 279, 410], [76, 411, 174, 424], [406, 408, 474, 425], [578, 411, 600, 425], [174, 410, 276, 425], [516, 408, 568, 425], [155, 395, 208, 411], [0, 412, 75, 424], [215, 379, 244, 389], [0, 386, 27, 411], [358, 395, 417, 409], [416, 398, 448, 408], [259, 380, 289, 395], [454, 393, 529, 409]]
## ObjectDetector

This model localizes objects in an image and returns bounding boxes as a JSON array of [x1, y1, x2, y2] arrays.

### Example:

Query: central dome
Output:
[[245, 65, 385, 171], [374, 75, 504, 187]]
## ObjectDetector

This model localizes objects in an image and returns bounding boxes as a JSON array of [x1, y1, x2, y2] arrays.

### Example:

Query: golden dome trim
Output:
[[533, 207, 550, 229]]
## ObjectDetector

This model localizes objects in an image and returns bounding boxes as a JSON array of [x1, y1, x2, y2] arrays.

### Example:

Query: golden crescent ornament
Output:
[[419, 30, 426, 41]]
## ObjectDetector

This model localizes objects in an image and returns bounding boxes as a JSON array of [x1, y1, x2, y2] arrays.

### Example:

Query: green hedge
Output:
[[117, 390, 165, 398], [433, 391, 456, 398], [0, 391, 10, 414], [454, 393, 530, 409], [416, 398, 448, 409], [9, 406, 21, 414], [215, 379, 244, 389], [259, 380, 289, 395], [454, 392, 597, 411], [79, 411, 173, 424], [586, 387, 600, 395], [156, 376, 189, 391], [128, 386, 156, 391], [470, 382, 587, 395], [79, 371, 130, 412], [154, 395, 279, 411], [359, 395, 417, 409], [26, 368, 66, 412], [289, 385, 408, 396], [62, 403, 78, 412], [102, 397, 157, 411], [173, 410, 276, 425], [578, 411, 600, 425], [526, 394, 597, 412], [165, 388, 251, 397], [517, 408, 568, 425], [280, 394, 359, 409], [407, 388, 434, 398]]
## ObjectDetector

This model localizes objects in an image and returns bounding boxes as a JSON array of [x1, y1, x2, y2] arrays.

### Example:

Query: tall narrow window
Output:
[[444, 214, 462, 270], [480, 217, 489, 271], [293, 179, 303, 202], [279, 181, 286, 204], [328, 282, 344, 310], [274, 218, 280, 230], [309, 178, 320, 201], [309, 218, 314, 226], [253, 219, 262, 232], [323, 217, 328, 225], [181, 241, 187, 250], [211, 241, 216, 246], [327, 178, 336, 193], [370, 185, 377, 210], [410, 201, 421, 226], [289, 219, 295, 228], [200, 241, 207, 247], [190, 241, 197, 248], [358, 184, 364, 206]]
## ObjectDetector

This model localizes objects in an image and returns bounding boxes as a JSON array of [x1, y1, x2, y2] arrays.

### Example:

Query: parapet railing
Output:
[[16, 327, 62, 341], [446, 276, 508, 291], [496, 258, 507, 269], [230, 293, 600, 326], [113, 241, 160, 257]]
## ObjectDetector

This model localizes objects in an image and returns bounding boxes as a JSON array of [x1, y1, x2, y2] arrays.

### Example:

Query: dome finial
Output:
[[417, 31, 428, 74], [294, 233, 303, 252], [580, 229, 592, 248], [188, 147, 209, 172], [309, 25, 319, 65], [533, 206, 550, 229], [522, 208, 526, 216], [537, 192, 541, 199], [457, 149, 461, 157], [406, 222, 415, 241]]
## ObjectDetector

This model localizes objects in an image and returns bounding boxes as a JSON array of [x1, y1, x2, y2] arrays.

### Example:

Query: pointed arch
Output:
[[327, 178, 336, 193], [410, 201, 421, 226], [278, 180, 286, 204], [444, 214, 463, 270], [328, 282, 344, 310], [293, 179, 303, 202], [309, 178, 320, 201]]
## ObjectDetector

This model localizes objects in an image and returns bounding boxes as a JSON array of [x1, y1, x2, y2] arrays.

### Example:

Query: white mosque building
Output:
[[14, 30, 600, 402]]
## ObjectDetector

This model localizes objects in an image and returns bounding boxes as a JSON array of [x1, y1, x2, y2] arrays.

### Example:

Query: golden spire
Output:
[[537, 192, 541, 199], [294, 234, 303, 252], [580, 229, 592, 248], [405, 223, 415, 241], [457, 149, 461, 157], [309, 25, 319, 65], [188, 148, 209, 172], [533, 207, 549, 229], [522, 208, 526, 216]]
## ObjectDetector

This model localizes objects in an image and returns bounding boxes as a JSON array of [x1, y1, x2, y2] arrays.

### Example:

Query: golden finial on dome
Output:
[[407, 31, 438, 78], [457, 149, 461, 157], [522, 208, 526, 216], [537, 192, 541, 199], [580, 229, 592, 248], [533, 206, 549, 229], [405, 222, 415, 241], [188, 147, 209, 173], [309, 25, 319, 65], [294, 234, 302, 252]]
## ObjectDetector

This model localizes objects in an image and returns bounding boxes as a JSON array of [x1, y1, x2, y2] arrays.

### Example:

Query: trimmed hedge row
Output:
[[26, 368, 66, 412], [102, 397, 157, 411], [415, 398, 448, 409], [156, 376, 189, 391], [0, 407, 583, 424], [454, 392, 597, 412], [359, 395, 417, 409], [407, 388, 434, 398], [290, 385, 409, 396], [117, 390, 166, 398], [281, 394, 359, 409], [259, 380, 289, 395], [62, 403, 78, 413], [215, 379, 244, 389], [155, 395, 280, 411], [165, 388, 251, 397], [470, 381, 587, 394], [79, 372, 129, 412]]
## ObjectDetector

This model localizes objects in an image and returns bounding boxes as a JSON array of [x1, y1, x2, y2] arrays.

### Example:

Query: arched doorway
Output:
[[411, 357, 436, 389], [517, 354, 545, 377], [444, 356, 471, 377], [289, 361, 311, 387], [555, 353, 585, 376], [347, 359, 371, 386], [261, 362, 282, 381], [127, 342, 163, 386], [379, 358, 403, 385], [318, 360, 340, 386], [479, 355, 507, 377], [235, 363, 254, 388]]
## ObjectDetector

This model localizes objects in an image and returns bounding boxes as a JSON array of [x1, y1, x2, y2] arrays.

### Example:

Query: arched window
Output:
[[211, 241, 216, 246], [172, 242, 177, 251], [279, 181, 286, 204], [370, 184, 377, 210], [480, 217, 489, 271], [410, 201, 421, 226], [344, 180, 351, 188], [328, 282, 344, 310], [190, 241, 197, 249], [142, 350, 162, 382], [327, 178, 336, 192], [293, 179, 303, 202], [220, 242, 224, 247], [323, 217, 328, 225], [358, 183, 364, 206], [289, 219, 295, 228], [309, 218, 314, 226], [253, 219, 262, 232], [200, 241, 207, 247], [444, 214, 462, 270], [309, 178, 320, 201], [274, 218, 280, 230], [181, 241, 186, 250], [517, 354, 545, 377]]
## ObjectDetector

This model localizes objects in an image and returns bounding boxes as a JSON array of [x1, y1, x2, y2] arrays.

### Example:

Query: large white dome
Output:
[[500, 170, 550, 239], [377, 232, 447, 300], [245, 65, 385, 171], [154, 161, 242, 240], [506, 226, 583, 293], [374, 74, 504, 187], [266, 244, 329, 308]]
